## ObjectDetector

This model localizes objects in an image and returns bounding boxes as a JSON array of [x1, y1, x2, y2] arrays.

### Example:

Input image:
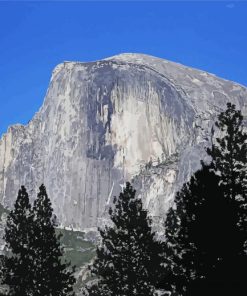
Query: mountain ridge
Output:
[[0, 53, 246, 231], [2, 53, 246, 138]]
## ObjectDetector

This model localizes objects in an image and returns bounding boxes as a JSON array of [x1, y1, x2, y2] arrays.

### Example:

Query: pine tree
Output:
[[83, 182, 165, 296], [0, 185, 76, 296], [0, 186, 33, 295], [207, 102, 247, 200], [31, 184, 75, 296], [164, 164, 245, 295], [207, 103, 247, 250], [206, 102, 247, 294], [163, 103, 247, 295]]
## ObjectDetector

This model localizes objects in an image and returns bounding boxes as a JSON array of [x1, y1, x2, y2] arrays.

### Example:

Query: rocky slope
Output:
[[0, 53, 246, 230]]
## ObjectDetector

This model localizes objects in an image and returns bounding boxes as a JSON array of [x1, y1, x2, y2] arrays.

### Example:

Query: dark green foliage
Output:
[[164, 165, 246, 295], [31, 184, 75, 296], [58, 229, 95, 268], [164, 103, 247, 296], [83, 182, 165, 296], [207, 102, 247, 246], [0, 185, 75, 296], [0, 186, 33, 295], [207, 102, 247, 200]]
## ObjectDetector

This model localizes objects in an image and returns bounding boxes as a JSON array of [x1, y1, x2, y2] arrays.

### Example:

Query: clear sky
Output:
[[0, 1, 246, 137]]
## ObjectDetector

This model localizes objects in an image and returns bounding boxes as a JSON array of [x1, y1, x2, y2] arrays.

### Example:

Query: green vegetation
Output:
[[58, 228, 96, 268], [0, 202, 95, 269], [0, 204, 9, 219], [0, 185, 76, 296], [82, 182, 165, 296], [163, 103, 247, 295]]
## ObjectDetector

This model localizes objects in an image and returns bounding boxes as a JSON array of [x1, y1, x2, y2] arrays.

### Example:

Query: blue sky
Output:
[[0, 1, 246, 137]]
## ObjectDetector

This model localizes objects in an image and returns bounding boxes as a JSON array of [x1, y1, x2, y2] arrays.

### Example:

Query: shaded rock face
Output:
[[0, 53, 247, 230]]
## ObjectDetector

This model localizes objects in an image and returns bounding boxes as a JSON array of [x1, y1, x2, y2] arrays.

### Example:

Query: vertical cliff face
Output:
[[0, 53, 247, 230]]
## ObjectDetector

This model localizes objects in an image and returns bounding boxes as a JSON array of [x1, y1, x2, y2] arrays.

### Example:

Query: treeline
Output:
[[0, 103, 247, 296]]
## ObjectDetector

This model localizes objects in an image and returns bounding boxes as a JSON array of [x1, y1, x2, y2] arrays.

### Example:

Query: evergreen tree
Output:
[[164, 164, 246, 295], [83, 182, 165, 296], [207, 102, 247, 201], [163, 103, 247, 295], [207, 102, 247, 294], [31, 184, 75, 296], [207, 102, 247, 251], [0, 185, 75, 296], [0, 186, 33, 296]]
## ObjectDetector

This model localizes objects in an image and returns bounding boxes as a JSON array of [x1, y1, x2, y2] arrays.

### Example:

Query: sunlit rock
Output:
[[0, 53, 246, 230]]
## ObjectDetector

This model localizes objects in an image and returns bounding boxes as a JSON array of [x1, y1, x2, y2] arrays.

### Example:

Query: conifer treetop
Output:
[[84, 182, 165, 296], [207, 102, 247, 200]]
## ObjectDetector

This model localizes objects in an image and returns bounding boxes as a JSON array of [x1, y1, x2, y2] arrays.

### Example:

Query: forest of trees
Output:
[[0, 103, 246, 296]]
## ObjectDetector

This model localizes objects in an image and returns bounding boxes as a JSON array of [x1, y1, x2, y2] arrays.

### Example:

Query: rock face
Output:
[[0, 53, 246, 230]]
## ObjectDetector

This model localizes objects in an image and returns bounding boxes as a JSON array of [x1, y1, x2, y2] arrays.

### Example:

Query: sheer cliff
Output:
[[0, 53, 246, 230]]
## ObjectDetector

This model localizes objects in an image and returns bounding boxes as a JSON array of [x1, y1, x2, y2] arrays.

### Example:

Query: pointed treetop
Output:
[[12, 185, 31, 214]]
